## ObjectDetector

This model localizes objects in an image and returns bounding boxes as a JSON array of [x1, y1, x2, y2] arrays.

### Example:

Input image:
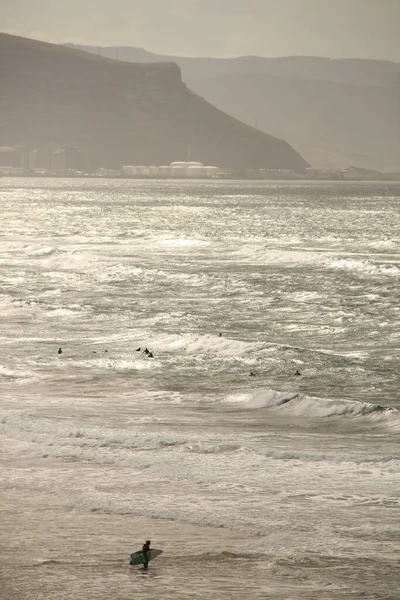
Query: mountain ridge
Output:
[[0, 33, 307, 172], [66, 43, 400, 171]]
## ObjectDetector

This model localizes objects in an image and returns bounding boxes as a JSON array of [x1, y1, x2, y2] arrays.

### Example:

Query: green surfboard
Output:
[[129, 549, 163, 565]]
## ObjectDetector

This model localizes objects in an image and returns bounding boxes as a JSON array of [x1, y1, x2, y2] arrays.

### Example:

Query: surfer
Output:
[[249, 371, 255, 376], [144, 348, 150, 355], [148, 352, 154, 358], [142, 540, 151, 569], [295, 370, 302, 376], [58, 347, 62, 354], [136, 347, 141, 351]]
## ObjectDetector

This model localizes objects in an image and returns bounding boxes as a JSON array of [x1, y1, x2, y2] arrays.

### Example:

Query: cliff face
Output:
[[68, 43, 400, 171], [0, 34, 307, 172]]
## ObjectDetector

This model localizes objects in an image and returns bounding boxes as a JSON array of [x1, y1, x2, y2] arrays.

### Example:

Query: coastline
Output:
[[1, 173, 400, 182]]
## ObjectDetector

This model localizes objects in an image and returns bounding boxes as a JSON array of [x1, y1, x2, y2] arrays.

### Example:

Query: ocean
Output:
[[0, 177, 399, 600]]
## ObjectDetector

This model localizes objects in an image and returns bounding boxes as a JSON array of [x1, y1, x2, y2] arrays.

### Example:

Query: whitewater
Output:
[[0, 178, 399, 600]]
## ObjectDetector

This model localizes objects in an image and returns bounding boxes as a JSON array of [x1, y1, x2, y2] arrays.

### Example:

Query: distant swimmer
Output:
[[58, 347, 62, 354], [144, 348, 150, 355], [136, 347, 141, 351], [295, 370, 302, 376], [249, 371, 255, 376], [104, 349, 108, 353], [219, 332, 222, 337], [148, 352, 154, 358]]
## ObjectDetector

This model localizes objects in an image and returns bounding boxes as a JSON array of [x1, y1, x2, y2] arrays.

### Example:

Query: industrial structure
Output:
[[121, 161, 221, 179]]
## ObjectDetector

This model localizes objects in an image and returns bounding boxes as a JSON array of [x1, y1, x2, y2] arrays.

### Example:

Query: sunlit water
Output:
[[1, 178, 399, 600]]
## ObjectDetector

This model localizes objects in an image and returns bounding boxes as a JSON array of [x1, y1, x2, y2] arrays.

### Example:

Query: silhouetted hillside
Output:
[[68, 43, 400, 171], [197, 71, 400, 171], [0, 34, 307, 172]]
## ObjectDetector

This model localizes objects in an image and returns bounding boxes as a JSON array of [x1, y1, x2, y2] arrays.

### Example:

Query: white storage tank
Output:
[[122, 165, 137, 176], [187, 161, 203, 168], [136, 166, 148, 176], [158, 166, 171, 177], [147, 166, 159, 176], [170, 161, 187, 168], [170, 166, 187, 178], [187, 166, 206, 178], [205, 166, 221, 177]]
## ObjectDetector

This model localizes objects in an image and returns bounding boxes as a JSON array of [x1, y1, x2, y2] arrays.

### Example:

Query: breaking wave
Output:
[[328, 256, 400, 276], [231, 387, 398, 422], [261, 448, 400, 464]]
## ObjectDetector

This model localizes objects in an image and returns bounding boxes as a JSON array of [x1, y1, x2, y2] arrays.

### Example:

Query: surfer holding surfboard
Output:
[[130, 540, 163, 569], [142, 540, 151, 569]]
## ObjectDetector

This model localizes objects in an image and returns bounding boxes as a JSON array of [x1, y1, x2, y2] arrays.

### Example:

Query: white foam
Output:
[[186, 334, 260, 357], [0, 365, 35, 381], [222, 393, 251, 405], [328, 257, 399, 276], [0, 412, 183, 452], [27, 246, 56, 256], [233, 245, 325, 266], [234, 387, 399, 425], [245, 389, 299, 409], [46, 307, 77, 317], [286, 291, 322, 303], [158, 238, 208, 247], [43, 252, 100, 272]]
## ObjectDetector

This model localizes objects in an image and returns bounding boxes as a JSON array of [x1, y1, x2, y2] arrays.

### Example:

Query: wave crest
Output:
[[238, 388, 398, 422]]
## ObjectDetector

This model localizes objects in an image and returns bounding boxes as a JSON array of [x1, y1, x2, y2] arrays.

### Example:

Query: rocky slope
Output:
[[0, 34, 307, 172], [68, 43, 400, 171]]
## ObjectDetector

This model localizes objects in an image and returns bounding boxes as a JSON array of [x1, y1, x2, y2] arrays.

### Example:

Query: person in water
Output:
[[142, 540, 151, 569], [58, 347, 62, 354]]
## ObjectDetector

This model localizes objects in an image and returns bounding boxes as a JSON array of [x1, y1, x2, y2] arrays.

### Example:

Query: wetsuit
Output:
[[142, 542, 151, 569]]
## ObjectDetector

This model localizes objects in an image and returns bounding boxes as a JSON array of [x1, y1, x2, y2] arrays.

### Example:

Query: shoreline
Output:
[[1, 174, 400, 182], [1, 434, 398, 599]]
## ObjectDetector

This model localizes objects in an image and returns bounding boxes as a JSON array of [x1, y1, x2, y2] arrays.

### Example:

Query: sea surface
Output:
[[0, 177, 399, 600]]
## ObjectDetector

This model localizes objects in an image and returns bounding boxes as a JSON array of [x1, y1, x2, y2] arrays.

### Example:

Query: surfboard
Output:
[[129, 549, 163, 565]]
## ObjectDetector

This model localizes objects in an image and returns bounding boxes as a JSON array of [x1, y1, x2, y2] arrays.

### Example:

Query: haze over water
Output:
[[1, 178, 399, 600]]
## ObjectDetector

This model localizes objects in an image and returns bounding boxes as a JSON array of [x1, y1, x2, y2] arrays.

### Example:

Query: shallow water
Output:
[[0, 178, 399, 599]]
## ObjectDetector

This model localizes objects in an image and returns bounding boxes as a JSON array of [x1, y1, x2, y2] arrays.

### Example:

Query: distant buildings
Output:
[[97, 167, 122, 178], [0, 147, 398, 180], [0, 145, 25, 172], [120, 161, 221, 179], [28, 146, 52, 172], [0, 144, 84, 175], [306, 166, 383, 181], [29, 145, 84, 174], [251, 168, 297, 180]]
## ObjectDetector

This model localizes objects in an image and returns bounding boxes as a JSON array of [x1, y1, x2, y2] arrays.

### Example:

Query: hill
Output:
[[0, 34, 307, 172], [67, 44, 400, 171]]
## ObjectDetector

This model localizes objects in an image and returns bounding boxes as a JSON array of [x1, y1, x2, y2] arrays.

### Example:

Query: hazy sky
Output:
[[2, 0, 400, 60]]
